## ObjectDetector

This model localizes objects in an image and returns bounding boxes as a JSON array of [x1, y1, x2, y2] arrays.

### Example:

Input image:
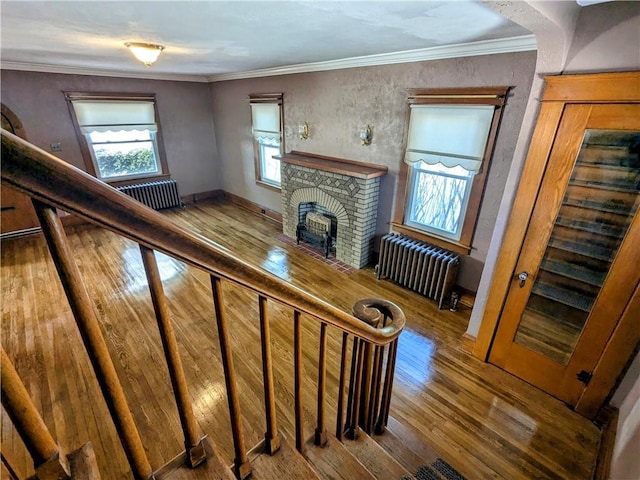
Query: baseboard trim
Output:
[[224, 192, 283, 224], [461, 333, 477, 354], [0, 227, 41, 240], [2, 214, 92, 237], [181, 189, 224, 205], [458, 288, 476, 309], [593, 405, 618, 480]]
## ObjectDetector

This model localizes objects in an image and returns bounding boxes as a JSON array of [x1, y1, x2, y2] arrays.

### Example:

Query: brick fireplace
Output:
[[279, 151, 387, 268]]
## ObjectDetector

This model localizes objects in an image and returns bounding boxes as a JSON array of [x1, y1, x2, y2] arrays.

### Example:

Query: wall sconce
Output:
[[125, 42, 165, 67], [299, 122, 309, 140], [360, 125, 373, 146]]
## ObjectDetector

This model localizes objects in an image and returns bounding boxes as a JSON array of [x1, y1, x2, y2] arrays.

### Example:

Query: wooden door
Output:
[[1, 104, 39, 234], [489, 103, 640, 409]]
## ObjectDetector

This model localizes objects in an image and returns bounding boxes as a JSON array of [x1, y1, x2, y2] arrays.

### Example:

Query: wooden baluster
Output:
[[366, 345, 384, 433], [1, 346, 71, 479], [140, 246, 206, 468], [375, 338, 399, 435], [293, 311, 304, 452], [345, 337, 364, 440], [33, 201, 154, 480], [210, 276, 251, 480], [358, 341, 374, 434], [344, 337, 358, 434], [258, 295, 280, 455], [335, 332, 349, 441], [314, 323, 328, 446]]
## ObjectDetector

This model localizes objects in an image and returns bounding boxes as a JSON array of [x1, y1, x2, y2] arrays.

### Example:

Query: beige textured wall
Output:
[[564, 1, 640, 73], [0, 70, 219, 196], [210, 51, 537, 291], [610, 351, 640, 479]]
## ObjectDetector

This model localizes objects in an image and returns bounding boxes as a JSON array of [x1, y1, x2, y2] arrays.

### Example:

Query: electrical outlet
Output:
[[50, 142, 62, 152]]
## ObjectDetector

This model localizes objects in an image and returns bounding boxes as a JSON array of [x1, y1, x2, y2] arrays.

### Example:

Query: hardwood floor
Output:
[[1, 199, 601, 479]]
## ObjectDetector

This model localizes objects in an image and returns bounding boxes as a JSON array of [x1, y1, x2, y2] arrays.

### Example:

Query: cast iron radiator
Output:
[[376, 233, 460, 309], [116, 179, 182, 210]]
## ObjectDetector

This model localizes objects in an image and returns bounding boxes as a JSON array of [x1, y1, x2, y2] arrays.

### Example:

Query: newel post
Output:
[[343, 299, 404, 438]]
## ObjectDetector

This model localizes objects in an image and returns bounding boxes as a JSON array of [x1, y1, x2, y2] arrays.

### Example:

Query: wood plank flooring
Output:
[[1, 199, 601, 479]]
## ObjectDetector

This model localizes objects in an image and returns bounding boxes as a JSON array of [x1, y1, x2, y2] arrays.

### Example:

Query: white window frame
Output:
[[405, 161, 475, 240], [66, 92, 169, 184], [85, 129, 162, 182], [250, 93, 284, 189]]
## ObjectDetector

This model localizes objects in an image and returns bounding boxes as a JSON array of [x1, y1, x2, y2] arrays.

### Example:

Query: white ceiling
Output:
[[0, 1, 534, 82]]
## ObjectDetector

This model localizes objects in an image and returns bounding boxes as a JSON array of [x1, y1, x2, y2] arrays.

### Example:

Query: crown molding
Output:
[[207, 35, 537, 82], [0, 61, 210, 83], [0, 34, 536, 84]]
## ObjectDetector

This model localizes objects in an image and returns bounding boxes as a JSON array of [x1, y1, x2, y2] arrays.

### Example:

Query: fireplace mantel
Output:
[[278, 151, 388, 179]]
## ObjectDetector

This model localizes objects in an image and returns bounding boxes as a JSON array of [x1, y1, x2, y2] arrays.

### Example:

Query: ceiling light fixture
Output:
[[125, 42, 165, 67]]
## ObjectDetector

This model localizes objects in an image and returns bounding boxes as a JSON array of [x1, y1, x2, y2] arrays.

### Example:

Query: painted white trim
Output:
[[0, 61, 210, 83], [0, 227, 42, 239], [208, 35, 537, 82], [0, 35, 536, 84]]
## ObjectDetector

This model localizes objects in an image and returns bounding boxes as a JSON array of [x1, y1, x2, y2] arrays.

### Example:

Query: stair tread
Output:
[[156, 437, 235, 480], [304, 435, 375, 480], [68, 442, 102, 480], [249, 435, 321, 480], [341, 430, 413, 479], [376, 416, 442, 475], [26, 442, 103, 480]]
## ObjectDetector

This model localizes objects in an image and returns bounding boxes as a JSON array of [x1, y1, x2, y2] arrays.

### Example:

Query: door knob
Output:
[[517, 271, 529, 288]]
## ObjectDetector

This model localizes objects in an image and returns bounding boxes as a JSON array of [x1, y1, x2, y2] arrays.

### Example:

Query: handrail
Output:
[[1, 129, 404, 346]]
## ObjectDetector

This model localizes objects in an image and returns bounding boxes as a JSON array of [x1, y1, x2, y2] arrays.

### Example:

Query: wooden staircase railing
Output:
[[1, 129, 405, 479], [1, 346, 72, 479]]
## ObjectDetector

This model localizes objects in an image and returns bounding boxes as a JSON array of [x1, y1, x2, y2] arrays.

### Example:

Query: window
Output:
[[66, 93, 168, 183], [250, 93, 283, 189], [406, 161, 475, 238], [392, 87, 509, 254]]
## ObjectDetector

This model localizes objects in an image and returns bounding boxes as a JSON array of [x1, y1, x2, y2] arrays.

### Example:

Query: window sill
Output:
[[256, 179, 281, 193], [391, 222, 472, 256], [106, 173, 170, 187]]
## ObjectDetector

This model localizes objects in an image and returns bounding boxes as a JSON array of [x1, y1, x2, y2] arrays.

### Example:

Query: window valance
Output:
[[71, 100, 157, 134], [404, 104, 494, 173], [250, 103, 281, 142]]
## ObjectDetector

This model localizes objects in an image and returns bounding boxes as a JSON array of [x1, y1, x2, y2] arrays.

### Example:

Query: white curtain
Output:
[[72, 100, 157, 134], [251, 103, 281, 142], [405, 104, 494, 173]]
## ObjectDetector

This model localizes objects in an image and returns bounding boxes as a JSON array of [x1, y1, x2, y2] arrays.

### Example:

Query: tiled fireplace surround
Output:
[[280, 152, 387, 269]]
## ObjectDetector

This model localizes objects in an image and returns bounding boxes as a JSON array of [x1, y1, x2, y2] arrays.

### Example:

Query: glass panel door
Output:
[[514, 130, 640, 364]]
